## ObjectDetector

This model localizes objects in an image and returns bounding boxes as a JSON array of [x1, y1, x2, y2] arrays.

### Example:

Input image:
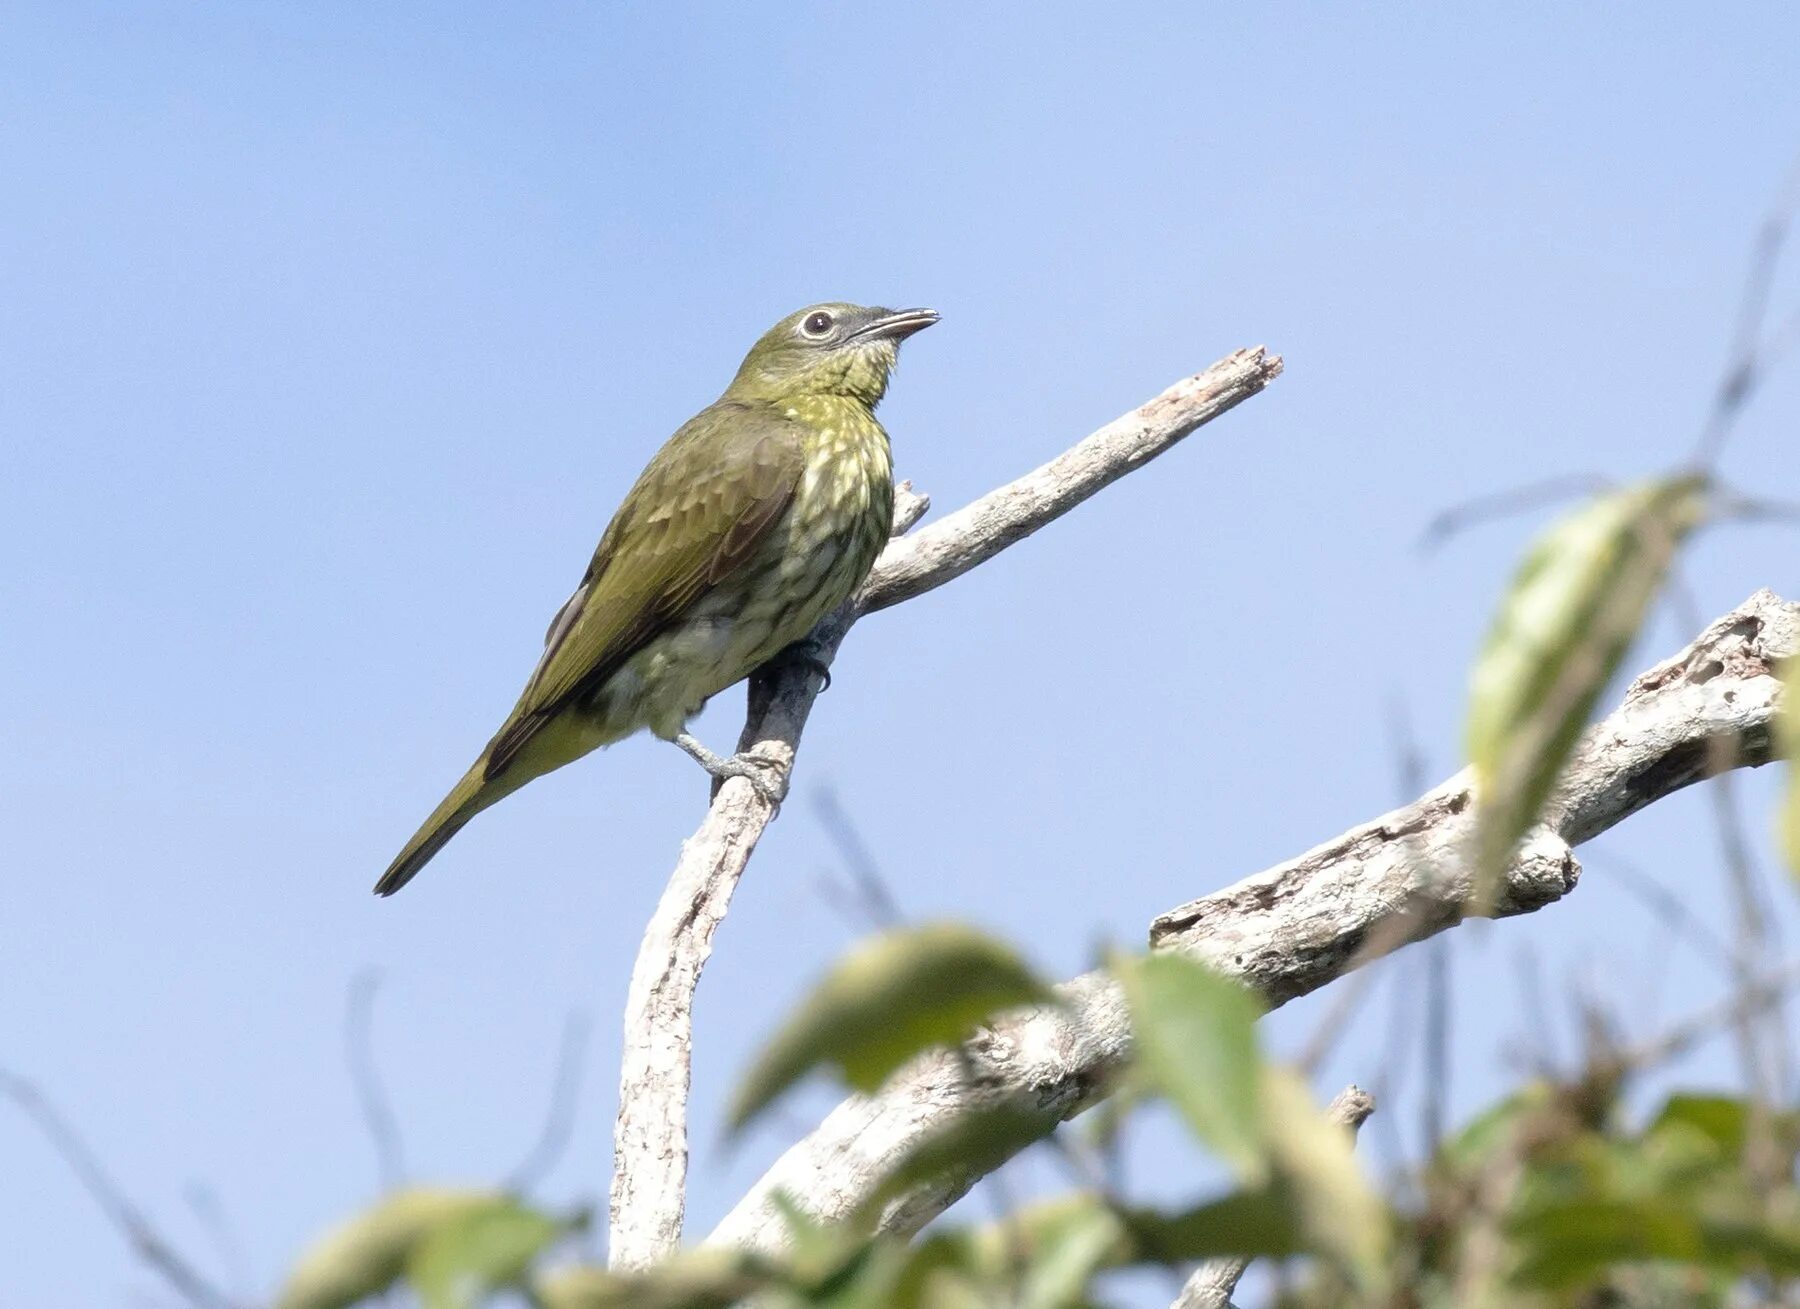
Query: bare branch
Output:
[[711, 589, 1799, 1252], [0, 1068, 234, 1309], [862, 348, 1283, 612], [607, 348, 1285, 1269], [1173, 1086, 1376, 1309]]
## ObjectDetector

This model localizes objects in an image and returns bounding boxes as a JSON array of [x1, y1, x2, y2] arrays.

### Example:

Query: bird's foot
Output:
[[673, 732, 788, 806], [771, 637, 834, 692]]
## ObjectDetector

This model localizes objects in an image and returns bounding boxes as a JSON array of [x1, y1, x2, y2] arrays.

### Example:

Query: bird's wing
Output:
[[483, 403, 807, 779]]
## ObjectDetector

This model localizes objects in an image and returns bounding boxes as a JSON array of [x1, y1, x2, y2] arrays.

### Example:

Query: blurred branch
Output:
[[509, 1011, 592, 1194], [812, 788, 903, 931], [1622, 957, 1800, 1070], [345, 968, 405, 1190], [182, 1183, 250, 1308], [712, 589, 1799, 1253], [1416, 473, 1610, 553], [1690, 153, 1800, 469], [1583, 844, 1738, 978], [606, 348, 1286, 1270], [0, 1068, 234, 1309], [1173, 1086, 1376, 1309]]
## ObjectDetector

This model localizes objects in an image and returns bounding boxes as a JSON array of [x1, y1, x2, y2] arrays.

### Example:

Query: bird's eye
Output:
[[801, 310, 835, 337]]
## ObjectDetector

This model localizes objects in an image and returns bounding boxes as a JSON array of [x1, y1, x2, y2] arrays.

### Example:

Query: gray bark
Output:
[[709, 590, 1798, 1252]]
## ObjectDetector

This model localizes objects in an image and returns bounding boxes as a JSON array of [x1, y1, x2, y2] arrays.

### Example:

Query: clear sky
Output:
[[4, 4, 1800, 1304]]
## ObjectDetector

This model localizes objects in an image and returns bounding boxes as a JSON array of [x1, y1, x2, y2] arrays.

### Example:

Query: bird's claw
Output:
[[673, 732, 788, 806], [773, 639, 834, 692]]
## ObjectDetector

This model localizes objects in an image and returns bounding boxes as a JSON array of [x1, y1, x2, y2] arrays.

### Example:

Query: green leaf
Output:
[[1467, 476, 1708, 887], [856, 1100, 1057, 1226], [534, 1250, 774, 1309], [406, 1195, 571, 1309], [1780, 656, 1800, 878], [1115, 952, 1268, 1183], [729, 922, 1057, 1132], [276, 1186, 504, 1309], [1136, 1187, 1311, 1261], [1011, 1198, 1126, 1309], [961, 1187, 1313, 1280], [1259, 1068, 1388, 1288], [1510, 1197, 1703, 1288], [1647, 1094, 1747, 1159], [887, 1231, 991, 1309], [1434, 1082, 1555, 1176]]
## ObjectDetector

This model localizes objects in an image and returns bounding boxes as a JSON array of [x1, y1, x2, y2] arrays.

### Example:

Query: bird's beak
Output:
[[852, 308, 940, 343]]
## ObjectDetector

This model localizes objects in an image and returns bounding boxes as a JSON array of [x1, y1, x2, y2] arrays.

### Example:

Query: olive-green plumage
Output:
[[375, 302, 937, 895]]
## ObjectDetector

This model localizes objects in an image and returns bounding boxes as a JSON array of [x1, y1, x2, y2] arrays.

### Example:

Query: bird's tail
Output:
[[374, 759, 496, 896]]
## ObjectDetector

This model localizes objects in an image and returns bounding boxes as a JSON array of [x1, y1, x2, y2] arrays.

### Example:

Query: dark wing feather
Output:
[[484, 403, 806, 779]]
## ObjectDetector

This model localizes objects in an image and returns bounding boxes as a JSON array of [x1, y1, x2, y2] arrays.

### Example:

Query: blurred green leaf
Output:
[[1436, 1082, 1555, 1176], [767, 1188, 846, 1267], [1129, 1186, 1309, 1261], [407, 1195, 571, 1309], [1115, 952, 1267, 1183], [968, 1188, 1311, 1277], [1647, 1094, 1747, 1159], [856, 1100, 1056, 1226], [963, 1195, 1122, 1275], [534, 1249, 773, 1309], [1467, 476, 1707, 886], [1009, 1197, 1124, 1309], [1512, 1197, 1702, 1285], [1260, 1068, 1388, 1288], [729, 922, 1056, 1132], [1510, 1196, 1800, 1287], [888, 1230, 990, 1309], [276, 1186, 503, 1309]]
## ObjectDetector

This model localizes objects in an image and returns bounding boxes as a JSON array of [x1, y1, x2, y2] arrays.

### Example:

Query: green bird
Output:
[[375, 302, 938, 896]]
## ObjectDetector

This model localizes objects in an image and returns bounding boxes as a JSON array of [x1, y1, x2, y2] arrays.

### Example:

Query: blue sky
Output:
[[4, 4, 1800, 1304]]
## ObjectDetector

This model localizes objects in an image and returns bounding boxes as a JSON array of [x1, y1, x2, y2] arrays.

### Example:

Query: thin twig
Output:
[[1583, 844, 1738, 977], [1297, 696, 1435, 1081], [1621, 958, 1800, 1070], [182, 1183, 250, 1308], [1367, 953, 1422, 1181], [345, 968, 405, 1190], [0, 1069, 233, 1309], [812, 788, 903, 930], [1416, 473, 1611, 553], [1421, 933, 1452, 1152], [510, 1011, 592, 1194], [1691, 153, 1800, 469]]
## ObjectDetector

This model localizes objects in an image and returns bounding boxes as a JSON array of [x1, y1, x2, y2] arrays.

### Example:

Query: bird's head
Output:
[[726, 302, 939, 408]]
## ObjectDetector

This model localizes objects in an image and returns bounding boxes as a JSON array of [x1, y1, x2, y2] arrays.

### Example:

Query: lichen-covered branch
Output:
[[710, 590, 1798, 1253], [607, 347, 1285, 1268]]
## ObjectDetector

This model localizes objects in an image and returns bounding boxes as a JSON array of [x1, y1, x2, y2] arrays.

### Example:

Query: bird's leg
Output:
[[672, 732, 787, 806], [769, 636, 834, 692]]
